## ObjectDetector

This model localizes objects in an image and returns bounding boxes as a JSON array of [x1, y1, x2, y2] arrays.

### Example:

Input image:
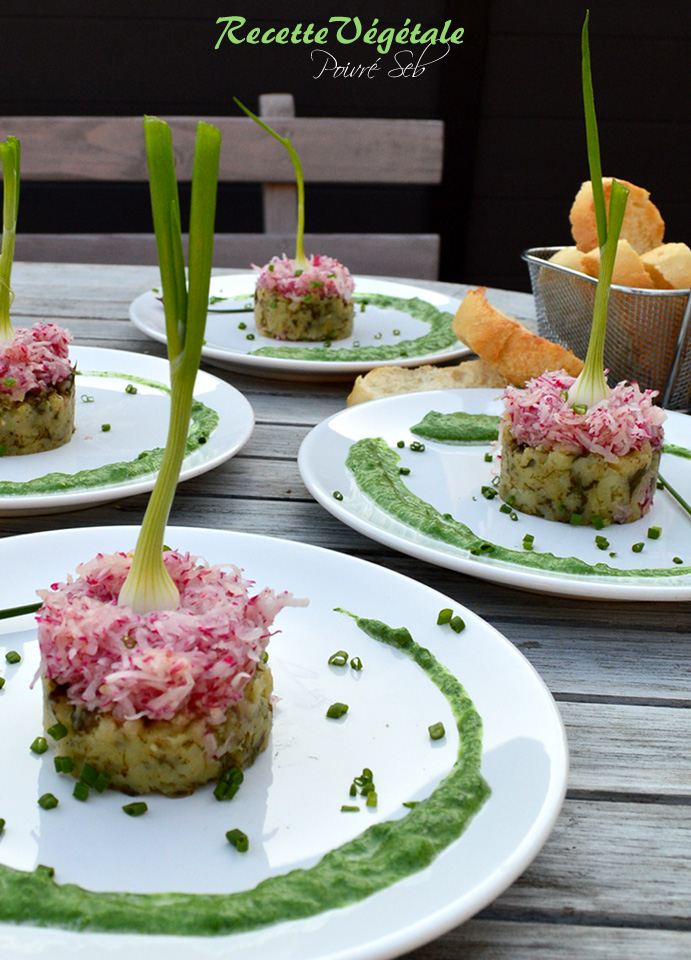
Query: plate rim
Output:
[[0, 524, 568, 960], [0, 345, 254, 514], [297, 388, 691, 601], [129, 274, 471, 377]]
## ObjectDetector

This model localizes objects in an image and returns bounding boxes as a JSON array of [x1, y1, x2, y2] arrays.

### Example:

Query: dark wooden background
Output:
[[0, 0, 688, 290]]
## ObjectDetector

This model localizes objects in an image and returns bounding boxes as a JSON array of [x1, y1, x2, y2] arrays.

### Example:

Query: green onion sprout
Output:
[[118, 117, 220, 614], [233, 97, 306, 267], [0, 136, 20, 344], [568, 15, 630, 410]]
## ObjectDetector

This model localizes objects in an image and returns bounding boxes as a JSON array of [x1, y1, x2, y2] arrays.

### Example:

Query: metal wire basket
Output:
[[523, 247, 691, 410]]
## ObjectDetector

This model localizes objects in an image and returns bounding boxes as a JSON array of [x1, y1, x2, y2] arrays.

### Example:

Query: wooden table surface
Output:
[[2, 262, 690, 959]]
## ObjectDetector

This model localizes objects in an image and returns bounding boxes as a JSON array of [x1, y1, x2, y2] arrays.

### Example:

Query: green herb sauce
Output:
[[411, 411, 502, 444], [0, 613, 489, 935], [346, 435, 691, 578], [0, 372, 218, 497], [249, 294, 456, 361]]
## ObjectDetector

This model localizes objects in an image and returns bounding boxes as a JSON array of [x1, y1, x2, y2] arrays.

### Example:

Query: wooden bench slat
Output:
[[0, 116, 444, 184]]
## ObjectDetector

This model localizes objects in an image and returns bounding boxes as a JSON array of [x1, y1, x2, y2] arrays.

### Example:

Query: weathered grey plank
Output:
[[493, 798, 691, 921], [401, 919, 691, 960]]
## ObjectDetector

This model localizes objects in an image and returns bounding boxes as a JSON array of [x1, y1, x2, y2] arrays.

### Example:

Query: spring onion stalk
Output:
[[233, 96, 306, 267], [658, 473, 691, 520], [118, 117, 220, 614], [0, 136, 20, 344], [568, 14, 629, 409], [581, 13, 606, 248]]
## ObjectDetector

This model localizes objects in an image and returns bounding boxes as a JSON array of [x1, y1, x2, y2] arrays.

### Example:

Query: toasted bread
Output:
[[641, 243, 691, 290], [347, 358, 507, 406], [452, 287, 584, 387], [570, 178, 665, 254], [581, 239, 655, 288]]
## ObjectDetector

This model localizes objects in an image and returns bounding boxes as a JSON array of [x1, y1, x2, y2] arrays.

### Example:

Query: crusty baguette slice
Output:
[[581, 239, 655, 288], [640, 243, 691, 290], [452, 287, 584, 387], [347, 358, 506, 406], [570, 178, 665, 254]]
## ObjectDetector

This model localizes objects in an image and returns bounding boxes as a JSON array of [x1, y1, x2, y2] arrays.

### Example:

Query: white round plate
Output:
[[0, 346, 254, 515], [0, 525, 567, 960], [128, 274, 469, 379], [298, 389, 691, 600]]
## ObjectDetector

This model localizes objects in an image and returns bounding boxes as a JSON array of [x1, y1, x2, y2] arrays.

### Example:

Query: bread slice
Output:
[[581, 239, 655, 288], [452, 287, 584, 387], [570, 178, 665, 254], [347, 358, 506, 406], [640, 243, 691, 290], [547, 246, 587, 272]]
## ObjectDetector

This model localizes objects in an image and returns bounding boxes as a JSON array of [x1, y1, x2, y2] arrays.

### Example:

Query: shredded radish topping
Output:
[[502, 370, 666, 460], [0, 323, 73, 402], [254, 254, 354, 302], [36, 551, 307, 724]]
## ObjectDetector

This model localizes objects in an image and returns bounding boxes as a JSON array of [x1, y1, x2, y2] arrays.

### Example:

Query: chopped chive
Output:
[[47, 722, 68, 741], [80, 394, 94, 403], [647, 526, 662, 540], [93, 771, 112, 793], [101, 423, 111, 432], [484, 452, 493, 462], [392, 328, 400, 335], [349, 783, 357, 797], [499, 503, 512, 515], [341, 805, 360, 812], [374, 332, 383, 340], [125, 383, 137, 395], [38, 793, 59, 810], [326, 702, 348, 719], [350, 656, 363, 671], [225, 828, 249, 852], [78, 763, 99, 786], [428, 722, 446, 741], [409, 441, 425, 452], [399, 466, 410, 476], [673, 556, 683, 564], [73, 781, 90, 802], [214, 767, 243, 801], [332, 490, 344, 501], [396, 440, 405, 448], [402, 801, 419, 809], [570, 513, 582, 525], [571, 402, 588, 415], [30, 737, 48, 755], [591, 515, 607, 530], [323, 340, 331, 348], [631, 542, 644, 553], [123, 802, 148, 817], [0, 677, 4, 689], [449, 616, 466, 634], [595, 535, 610, 550], [366, 790, 378, 808], [246, 333, 255, 340], [522, 534, 535, 550], [481, 485, 497, 500], [506, 494, 516, 506], [5, 651, 20, 664], [238, 321, 247, 329], [437, 608, 452, 625], [510, 511, 518, 521], [328, 650, 349, 666], [0, 818, 5, 833], [54, 756, 74, 774]]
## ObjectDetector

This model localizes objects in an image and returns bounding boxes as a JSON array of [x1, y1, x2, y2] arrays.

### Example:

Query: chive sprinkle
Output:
[[0, 677, 5, 689], [631, 542, 644, 553], [79, 763, 99, 786], [122, 802, 148, 817], [30, 737, 48, 755], [449, 616, 466, 634], [328, 650, 349, 666], [0, 818, 5, 833], [73, 781, 90, 802], [93, 771, 112, 793], [54, 756, 74, 774], [647, 526, 662, 540], [399, 466, 411, 476], [366, 790, 378, 808], [326, 702, 348, 719], [5, 651, 20, 664], [428, 722, 446, 741], [409, 441, 425, 452], [125, 383, 138, 394], [341, 805, 360, 813], [484, 452, 493, 462], [225, 828, 249, 852], [481, 485, 498, 500], [437, 608, 452, 625], [38, 793, 59, 810], [46, 722, 68, 741], [101, 423, 111, 432], [673, 556, 683, 564], [350, 656, 363, 671], [333, 490, 344, 501]]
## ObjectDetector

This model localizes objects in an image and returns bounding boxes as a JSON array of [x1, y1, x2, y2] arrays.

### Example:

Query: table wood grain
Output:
[[2, 262, 689, 959]]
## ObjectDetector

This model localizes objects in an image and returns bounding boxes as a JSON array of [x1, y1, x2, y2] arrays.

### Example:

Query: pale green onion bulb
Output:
[[568, 178, 629, 409]]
